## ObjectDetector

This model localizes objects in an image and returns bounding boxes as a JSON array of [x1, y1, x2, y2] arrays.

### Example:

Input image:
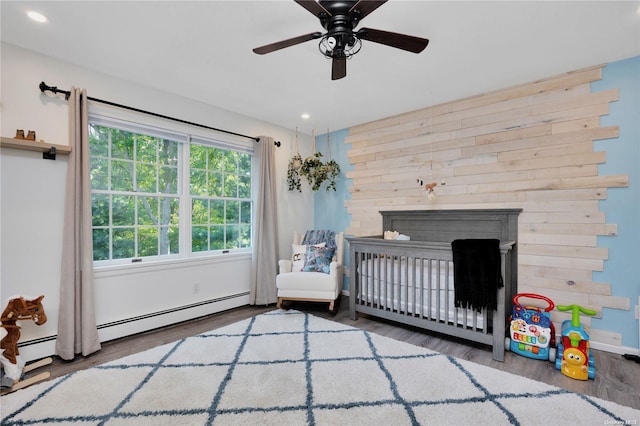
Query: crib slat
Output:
[[427, 259, 433, 319], [375, 254, 379, 308], [402, 256, 408, 315], [445, 260, 450, 324], [415, 257, 420, 318], [354, 243, 496, 343]]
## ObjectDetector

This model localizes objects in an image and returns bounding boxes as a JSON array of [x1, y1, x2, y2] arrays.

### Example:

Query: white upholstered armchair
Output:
[[276, 231, 344, 311]]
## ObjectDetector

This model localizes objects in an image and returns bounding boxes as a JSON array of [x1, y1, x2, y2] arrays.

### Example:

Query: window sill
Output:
[[94, 252, 251, 277]]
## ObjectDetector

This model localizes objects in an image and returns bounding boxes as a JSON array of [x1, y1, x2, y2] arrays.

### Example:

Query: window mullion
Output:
[[180, 138, 192, 256]]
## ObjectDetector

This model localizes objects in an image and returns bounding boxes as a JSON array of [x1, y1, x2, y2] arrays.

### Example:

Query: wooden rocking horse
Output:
[[1, 295, 52, 393]]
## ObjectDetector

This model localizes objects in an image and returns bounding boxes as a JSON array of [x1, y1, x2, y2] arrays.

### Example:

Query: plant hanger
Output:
[[287, 128, 303, 192]]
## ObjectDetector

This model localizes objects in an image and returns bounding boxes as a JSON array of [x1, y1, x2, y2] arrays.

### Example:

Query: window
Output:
[[89, 119, 253, 265], [190, 143, 252, 252]]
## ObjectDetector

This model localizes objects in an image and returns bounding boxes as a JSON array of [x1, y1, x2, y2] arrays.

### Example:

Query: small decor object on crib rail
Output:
[[505, 293, 556, 362], [1, 295, 52, 393], [383, 230, 399, 240], [555, 304, 596, 380]]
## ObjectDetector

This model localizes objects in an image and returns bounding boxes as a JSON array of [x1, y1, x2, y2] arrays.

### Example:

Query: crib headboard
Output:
[[379, 208, 522, 295], [380, 209, 521, 244]]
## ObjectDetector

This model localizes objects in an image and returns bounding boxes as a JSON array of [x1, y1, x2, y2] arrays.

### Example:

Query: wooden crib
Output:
[[347, 209, 521, 362]]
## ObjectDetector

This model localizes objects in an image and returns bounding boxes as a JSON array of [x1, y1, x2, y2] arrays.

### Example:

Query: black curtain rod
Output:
[[39, 81, 281, 147]]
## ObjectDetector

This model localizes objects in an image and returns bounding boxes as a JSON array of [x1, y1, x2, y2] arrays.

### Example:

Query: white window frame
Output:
[[89, 115, 254, 269]]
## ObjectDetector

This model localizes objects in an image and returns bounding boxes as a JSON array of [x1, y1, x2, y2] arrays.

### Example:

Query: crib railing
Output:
[[355, 250, 488, 332], [347, 237, 515, 362]]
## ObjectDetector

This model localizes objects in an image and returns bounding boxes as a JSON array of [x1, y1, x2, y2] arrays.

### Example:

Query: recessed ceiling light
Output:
[[27, 11, 48, 23], [301, 113, 310, 120]]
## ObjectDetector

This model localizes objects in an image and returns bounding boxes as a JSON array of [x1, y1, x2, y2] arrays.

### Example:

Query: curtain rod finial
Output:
[[39, 81, 70, 100]]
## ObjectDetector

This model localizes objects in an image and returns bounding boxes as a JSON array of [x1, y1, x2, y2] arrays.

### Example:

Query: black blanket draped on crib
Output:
[[451, 239, 503, 311]]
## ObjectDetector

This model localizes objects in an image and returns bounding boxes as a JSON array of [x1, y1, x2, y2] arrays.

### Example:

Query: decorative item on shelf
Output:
[[14, 130, 37, 141], [287, 127, 303, 192]]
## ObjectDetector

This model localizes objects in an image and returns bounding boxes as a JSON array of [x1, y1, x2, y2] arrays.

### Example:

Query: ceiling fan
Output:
[[252, 0, 429, 80]]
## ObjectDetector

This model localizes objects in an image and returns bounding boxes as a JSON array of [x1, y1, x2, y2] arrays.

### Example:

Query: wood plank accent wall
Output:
[[345, 65, 629, 347]]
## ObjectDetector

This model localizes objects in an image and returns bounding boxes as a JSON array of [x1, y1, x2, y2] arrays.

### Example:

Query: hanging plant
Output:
[[324, 159, 341, 191], [286, 128, 303, 192], [322, 130, 341, 191], [287, 153, 303, 192], [289, 128, 342, 192], [300, 151, 325, 191]]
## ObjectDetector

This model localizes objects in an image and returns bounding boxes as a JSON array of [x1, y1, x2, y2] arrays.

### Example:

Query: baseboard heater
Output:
[[17, 292, 249, 349]]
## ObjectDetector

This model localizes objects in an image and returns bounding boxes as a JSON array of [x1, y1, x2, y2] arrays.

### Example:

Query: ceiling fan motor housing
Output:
[[319, 0, 361, 53]]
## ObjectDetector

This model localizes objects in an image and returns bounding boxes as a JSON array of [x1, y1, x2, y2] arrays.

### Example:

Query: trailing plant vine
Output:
[[324, 159, 341, 191], [287, 153, 303, 192], [300, 152, 325, 191]]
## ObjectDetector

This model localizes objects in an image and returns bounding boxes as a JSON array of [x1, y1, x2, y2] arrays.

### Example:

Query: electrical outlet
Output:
[[635, 304, 639, 320]]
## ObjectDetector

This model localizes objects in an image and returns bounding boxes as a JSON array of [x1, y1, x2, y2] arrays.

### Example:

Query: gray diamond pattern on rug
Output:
[[1, 310, 639, 425]]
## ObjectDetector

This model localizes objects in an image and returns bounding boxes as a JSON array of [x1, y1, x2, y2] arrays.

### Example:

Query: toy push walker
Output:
[[555, 304, 596, 380], [505, 293, 556, 362]]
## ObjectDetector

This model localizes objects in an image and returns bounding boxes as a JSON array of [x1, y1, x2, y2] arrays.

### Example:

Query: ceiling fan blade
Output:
[[349, 0, 387, 19], [294, 0, 331, 17], [332, 55, 346, 80], [357, 27, 429, 53], [253, 32, 323, 54]]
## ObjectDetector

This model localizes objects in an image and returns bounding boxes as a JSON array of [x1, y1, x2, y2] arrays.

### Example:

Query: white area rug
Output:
[[1, 310, 639, 425]]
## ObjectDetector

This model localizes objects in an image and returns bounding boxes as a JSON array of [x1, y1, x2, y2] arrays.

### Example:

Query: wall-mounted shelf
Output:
[[1, 136, 71, 160]]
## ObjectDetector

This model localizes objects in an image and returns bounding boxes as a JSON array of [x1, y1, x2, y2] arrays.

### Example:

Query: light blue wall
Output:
[[313, 128, 352, 232], [592, 56, 640, 349], [313, 129, 353, 288], [314, 57, 639, 350]]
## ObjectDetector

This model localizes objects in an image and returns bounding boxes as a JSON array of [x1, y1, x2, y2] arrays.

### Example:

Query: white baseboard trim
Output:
[[17, 293, 250, 363], [590, 340, 639, 356]]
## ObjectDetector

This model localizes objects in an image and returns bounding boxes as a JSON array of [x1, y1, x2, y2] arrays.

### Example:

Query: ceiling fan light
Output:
[[319, 34, 362, 59]]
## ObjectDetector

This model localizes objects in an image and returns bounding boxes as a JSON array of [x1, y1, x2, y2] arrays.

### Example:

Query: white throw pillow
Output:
[[291, 243, 325, 272]]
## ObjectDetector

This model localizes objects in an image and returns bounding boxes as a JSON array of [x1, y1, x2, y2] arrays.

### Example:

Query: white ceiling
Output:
[[2, 1, 639, 135]]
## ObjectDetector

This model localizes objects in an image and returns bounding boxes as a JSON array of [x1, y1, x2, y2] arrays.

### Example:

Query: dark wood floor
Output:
[[17, 299, 640, 410]]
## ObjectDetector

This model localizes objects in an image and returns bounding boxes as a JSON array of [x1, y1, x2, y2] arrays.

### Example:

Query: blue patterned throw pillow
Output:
[[302, 246, 335, 274]]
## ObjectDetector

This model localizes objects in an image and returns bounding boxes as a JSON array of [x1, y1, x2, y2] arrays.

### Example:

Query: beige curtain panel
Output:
[[56, 87, 101, 360], [250, 136, 279, 305]]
